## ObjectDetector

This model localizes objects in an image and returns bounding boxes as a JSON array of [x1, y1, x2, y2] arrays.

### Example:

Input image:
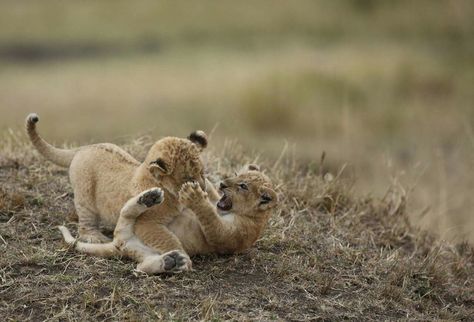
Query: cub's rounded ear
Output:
[[248, 164, 260, 171], [148, 158, 170, 176], [188, 130, 208, 150], [258, 187, 278, 211], [237, 164, 260, 175]]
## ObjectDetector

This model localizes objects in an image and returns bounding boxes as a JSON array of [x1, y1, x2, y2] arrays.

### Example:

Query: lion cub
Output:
[[26, 113, 207, 271], [58, 187, 191, 274], [173, 164, 279, 255]]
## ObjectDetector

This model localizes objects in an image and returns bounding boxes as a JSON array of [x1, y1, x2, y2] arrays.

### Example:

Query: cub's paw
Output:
[[179, 181, 207, 207], [137, 187, 164, 208], [162, 250, 192, 272]]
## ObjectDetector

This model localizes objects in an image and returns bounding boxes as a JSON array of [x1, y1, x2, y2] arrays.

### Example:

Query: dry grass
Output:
[[1, 2, 473, 245], [1, 1, 473, 319], [0, 135, 472, 320]]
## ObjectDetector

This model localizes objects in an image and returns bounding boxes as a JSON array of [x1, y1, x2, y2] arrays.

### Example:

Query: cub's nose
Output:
[[219, 182, 228, 190]]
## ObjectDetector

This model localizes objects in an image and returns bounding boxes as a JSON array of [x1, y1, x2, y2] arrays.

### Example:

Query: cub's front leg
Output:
[[179, 182, 237, 250]]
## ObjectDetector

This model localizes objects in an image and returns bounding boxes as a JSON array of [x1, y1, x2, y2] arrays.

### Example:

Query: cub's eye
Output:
[[238, 183, 249, 191]]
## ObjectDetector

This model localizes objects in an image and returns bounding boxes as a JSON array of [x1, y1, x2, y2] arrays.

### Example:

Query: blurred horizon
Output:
[[0, 0, 473, 242]]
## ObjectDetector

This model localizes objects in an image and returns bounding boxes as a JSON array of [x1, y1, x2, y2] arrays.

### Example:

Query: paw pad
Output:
[[138, 188, 164, 207], [162, 251, 191, 272]]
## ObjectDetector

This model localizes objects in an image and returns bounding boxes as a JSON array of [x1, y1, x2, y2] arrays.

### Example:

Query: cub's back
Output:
[[69, 143, 140, 226]]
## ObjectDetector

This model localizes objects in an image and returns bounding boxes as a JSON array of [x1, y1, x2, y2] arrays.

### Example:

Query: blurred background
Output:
[[0, 1, 473, 242]]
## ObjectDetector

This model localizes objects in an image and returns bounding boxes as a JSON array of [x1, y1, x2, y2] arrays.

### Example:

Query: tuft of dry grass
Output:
[[0, 135, 472, 320]]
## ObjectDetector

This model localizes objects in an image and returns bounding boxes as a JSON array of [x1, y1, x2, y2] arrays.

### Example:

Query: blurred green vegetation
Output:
[[0, 1, 472, 49], [0, 0, 473, 242]]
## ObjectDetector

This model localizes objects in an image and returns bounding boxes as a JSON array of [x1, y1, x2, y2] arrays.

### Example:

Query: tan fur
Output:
[[26, 113, 76, 167], [173, 165, 278, 255], [27, 114, 276, 273], [58, 188, 191, 274], [58, 166, 278, 274], [26, 113, 207, 272]]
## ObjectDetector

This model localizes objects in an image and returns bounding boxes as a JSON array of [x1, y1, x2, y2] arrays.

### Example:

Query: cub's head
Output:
[[217, 164, 278, 218], [145, 131, 208, 196]]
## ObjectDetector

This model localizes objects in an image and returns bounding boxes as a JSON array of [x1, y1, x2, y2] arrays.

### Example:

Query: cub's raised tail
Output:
[[25, 113, 77, 167]]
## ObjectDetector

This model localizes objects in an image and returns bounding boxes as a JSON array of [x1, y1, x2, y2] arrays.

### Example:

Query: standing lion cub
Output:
[[26, 113, 208, 273]]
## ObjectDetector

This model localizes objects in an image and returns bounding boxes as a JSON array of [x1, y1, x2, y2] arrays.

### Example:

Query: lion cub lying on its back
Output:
[[174, 164, 278, 255], [59, 187, 191, 274], [26, 113, 208, 273]]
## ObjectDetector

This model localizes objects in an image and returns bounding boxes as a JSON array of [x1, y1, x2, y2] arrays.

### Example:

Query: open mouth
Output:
[[217, 193, 233, 211]]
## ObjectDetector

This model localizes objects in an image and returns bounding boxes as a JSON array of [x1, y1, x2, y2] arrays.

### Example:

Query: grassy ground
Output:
[[0, 136, 473, 320], [1, 1, 474, 320], [0, 1, 473, 243]]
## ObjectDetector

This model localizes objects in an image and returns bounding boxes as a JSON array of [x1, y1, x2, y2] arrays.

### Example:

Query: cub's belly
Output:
[[167, 210, 211, 256]]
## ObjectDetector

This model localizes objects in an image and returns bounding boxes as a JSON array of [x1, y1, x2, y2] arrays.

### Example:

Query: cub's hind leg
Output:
[[135, 218, 192, 272], [59, 188, 166, 261], [75, 202, 111, 243], [118, 188, 191, 274], [60, 188, 191, 274], [114, 187, 165, 245]]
